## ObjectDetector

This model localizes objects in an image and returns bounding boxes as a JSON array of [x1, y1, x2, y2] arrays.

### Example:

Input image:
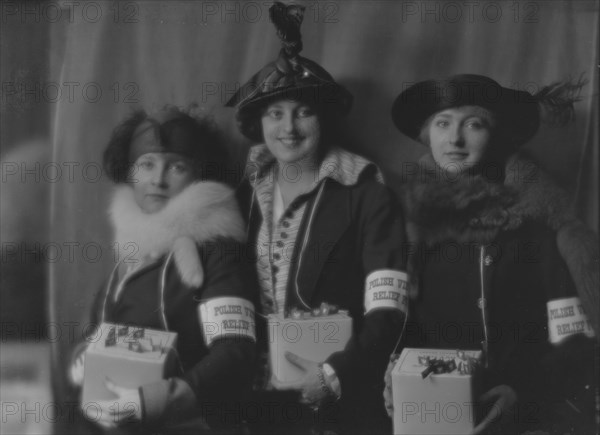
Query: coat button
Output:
[[280, 232, 288, 239], [276, 240, 284, 248], [484, 255, 493, 266], [477, 298, 487, 309], [282, 221, 290, 228], [273, 253, 281, 261]]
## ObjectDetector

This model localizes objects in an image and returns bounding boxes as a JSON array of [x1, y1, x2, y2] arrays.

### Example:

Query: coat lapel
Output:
[[294, 181, 351, 307]]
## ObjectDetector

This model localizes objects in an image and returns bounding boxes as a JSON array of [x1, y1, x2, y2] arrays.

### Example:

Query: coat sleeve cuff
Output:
[[321, 363, 341, 398], [67, 341, 89, 388], [139, 378, 197, 425], [325, 352, 353, 398]]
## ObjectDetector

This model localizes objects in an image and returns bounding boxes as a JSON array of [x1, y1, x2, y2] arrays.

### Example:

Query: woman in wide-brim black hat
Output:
[[228, 3, 409, 434], [384, 74, 598, 434]]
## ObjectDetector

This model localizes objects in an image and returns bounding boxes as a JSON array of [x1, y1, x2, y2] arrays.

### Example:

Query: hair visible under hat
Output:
[[226, 2, 353, 142], [103, 107, 229, 184]]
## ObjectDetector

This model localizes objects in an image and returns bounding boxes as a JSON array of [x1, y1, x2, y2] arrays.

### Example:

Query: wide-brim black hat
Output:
[[391, 74, 541, 147], [225, 2, 353, 124]]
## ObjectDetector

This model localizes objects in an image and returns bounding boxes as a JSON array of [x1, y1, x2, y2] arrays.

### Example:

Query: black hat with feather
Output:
[[226, 2, 353, 140], [391, 74, 585, 149]]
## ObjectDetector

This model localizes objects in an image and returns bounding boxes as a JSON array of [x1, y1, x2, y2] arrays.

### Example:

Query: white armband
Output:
[[364, 270, 408, 314], [198, 297, 256, 346], [547, 297, 595, 344]]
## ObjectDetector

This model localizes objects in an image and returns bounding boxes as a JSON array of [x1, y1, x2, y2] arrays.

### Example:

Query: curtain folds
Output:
[[48, 2, 598, 433]]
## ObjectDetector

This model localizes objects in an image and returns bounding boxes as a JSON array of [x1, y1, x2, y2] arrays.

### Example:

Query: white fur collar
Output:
[[110, 181, 245, 286]]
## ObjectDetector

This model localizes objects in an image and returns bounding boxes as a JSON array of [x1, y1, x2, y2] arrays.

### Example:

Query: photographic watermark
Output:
[[1, 322, 102, 344], [1, 401, 79, 425], [403, 320, 550, 345], [1, 81, 140, 107], [198, 80, 348, 105], [1, 161, 105, 184], [397, 160, 542, 184], [2, 241, 137, 265], [396, 1, 540, 24], [267, 321, 343, 344], [0, 238, 548, 266], [1, 2, 139, 24], [197, 1, 340, 24], [0, 1, 341, 25], [396, 400, 540, 425], [0, 317, 568, 346], [0, 399, 341, 425], [401, 240, 544, 265]]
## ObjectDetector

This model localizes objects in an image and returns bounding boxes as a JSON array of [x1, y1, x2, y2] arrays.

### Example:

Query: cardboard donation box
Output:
[[392, 348, 482, 435], [268, 306, 352, 386], [81, 323, 178, 405]]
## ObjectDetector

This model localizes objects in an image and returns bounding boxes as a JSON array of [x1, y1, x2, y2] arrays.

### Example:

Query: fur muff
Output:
[[110, 181, 246, 287], [401, 152, 599, 335]]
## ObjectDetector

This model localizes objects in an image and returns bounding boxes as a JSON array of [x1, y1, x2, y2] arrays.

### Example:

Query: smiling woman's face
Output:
[[426, 106, 495, 174], [261, 99, 321, 167], [129, 152, 196, 213]]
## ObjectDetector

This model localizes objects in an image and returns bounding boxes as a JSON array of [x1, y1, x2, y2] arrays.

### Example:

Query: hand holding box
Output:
[[81, 323, 178, 406], [391, 348, 482, 435], [267, 307, 352, 387]]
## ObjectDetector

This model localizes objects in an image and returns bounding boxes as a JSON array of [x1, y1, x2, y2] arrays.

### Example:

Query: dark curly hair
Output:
[[235, 94, 344, 147], [103, 106, 229, 184]]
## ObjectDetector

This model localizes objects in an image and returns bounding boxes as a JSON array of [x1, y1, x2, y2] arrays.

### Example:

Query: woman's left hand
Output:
[[272, 352, 329, 407], [90, 379, 142, 429], [470, 385, 517, 435]]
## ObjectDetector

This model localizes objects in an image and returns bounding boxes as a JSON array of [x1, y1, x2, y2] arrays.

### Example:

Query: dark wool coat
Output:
[[237, 155, 409, 434], [84, 182, 257, 434], [400, 153, 598, 434]]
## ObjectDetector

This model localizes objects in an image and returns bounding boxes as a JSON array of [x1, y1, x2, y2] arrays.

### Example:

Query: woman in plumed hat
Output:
[[227, 3, 408, 434], [384, 75, 598, 434], [68, 107, 257, 434]]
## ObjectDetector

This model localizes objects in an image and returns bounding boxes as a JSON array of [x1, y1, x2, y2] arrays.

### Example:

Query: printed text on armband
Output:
[[199, 297, 256, 346], [546, 297, 595, 344], [364, 270, 409, 314]]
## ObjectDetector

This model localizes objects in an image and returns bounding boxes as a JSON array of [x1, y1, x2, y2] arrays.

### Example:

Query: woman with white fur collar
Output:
[[69, 107, 257, 434], [384, 75, 598, 435]]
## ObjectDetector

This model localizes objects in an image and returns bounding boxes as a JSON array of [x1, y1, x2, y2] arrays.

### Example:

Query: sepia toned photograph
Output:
[[1, 1, 598, 434]]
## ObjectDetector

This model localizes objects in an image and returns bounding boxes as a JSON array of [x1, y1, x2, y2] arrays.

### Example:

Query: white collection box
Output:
[[81, 323, 178, 405], [392, 348, 482, 435], [267, 310, 352, 386]]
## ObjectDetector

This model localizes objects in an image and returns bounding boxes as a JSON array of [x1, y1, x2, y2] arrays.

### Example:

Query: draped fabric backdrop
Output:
[[47, 1, 598, 433]]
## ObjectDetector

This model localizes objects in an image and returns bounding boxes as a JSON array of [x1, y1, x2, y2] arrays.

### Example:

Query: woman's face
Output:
[[129, 152, 196, 213], [261, 100, 321, 167], [426, 106, 495, 174]]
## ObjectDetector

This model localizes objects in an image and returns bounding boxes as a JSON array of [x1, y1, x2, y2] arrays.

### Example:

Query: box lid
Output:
[[267, 310, 351, 322], [87, 323, 177, 361], [393, 348, 482, 378]]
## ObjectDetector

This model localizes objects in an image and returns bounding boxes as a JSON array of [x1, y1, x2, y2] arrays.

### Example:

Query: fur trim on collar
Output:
[[402, 152, 599, 335], [402, 153, 574, 246], [110, 181, 245, 287]]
